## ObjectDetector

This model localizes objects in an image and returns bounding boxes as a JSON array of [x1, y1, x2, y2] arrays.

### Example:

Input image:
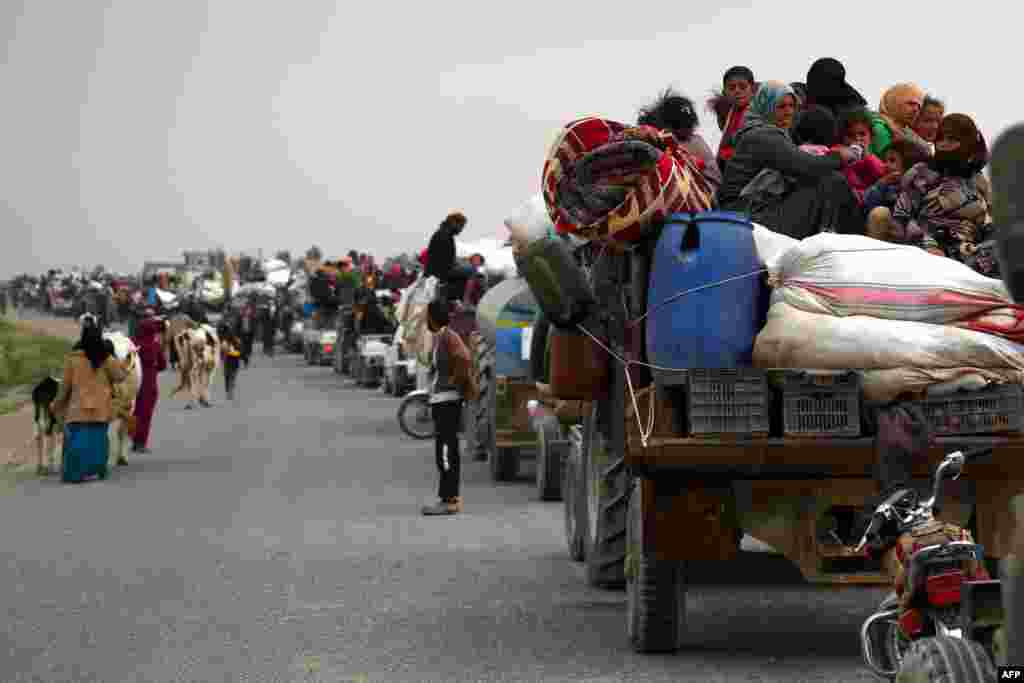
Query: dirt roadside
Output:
[[1, 316, 81, 470]]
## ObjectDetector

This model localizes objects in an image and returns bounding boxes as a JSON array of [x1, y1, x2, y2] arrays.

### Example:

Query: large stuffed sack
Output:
[[771, 233, 1014, 324], [753, 301, 1024, 372], [542, 118, 714, 241]]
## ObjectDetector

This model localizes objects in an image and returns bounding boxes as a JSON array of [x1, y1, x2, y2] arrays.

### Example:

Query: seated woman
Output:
[[803, 57, 867, 117], [874, 114, 993, 272], [637, 87, 723, 193], [717, 81, 863, 238], [870, 83, 932, 158]]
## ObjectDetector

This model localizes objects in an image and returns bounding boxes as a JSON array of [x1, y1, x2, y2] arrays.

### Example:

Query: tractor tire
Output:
[[582, 404, 627, 589], [564, 424, 587, 562], [535, 414, 564, 501], [471, 336, 494, 463], [896, 636, 995, 682], [626, 477, 687, 653]]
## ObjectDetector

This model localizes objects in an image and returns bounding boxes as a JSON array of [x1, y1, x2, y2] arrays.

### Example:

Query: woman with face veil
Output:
[[52, 324, 129, 482]]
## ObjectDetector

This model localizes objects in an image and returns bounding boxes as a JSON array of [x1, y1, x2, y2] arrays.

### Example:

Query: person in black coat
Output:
[[425, 212, 466, 300]]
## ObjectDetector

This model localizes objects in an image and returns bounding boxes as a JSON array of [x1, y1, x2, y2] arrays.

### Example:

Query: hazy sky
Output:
[[0, 0, 1015, 278]]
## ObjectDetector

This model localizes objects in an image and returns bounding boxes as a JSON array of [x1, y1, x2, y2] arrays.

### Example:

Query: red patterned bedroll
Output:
[[541, 117, 714, 242]]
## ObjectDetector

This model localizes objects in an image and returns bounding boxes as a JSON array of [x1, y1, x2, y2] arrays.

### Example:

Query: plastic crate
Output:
[[685, 369, 770, 437], [917, 383, 1024, 436], [779, 370, 862, 438]]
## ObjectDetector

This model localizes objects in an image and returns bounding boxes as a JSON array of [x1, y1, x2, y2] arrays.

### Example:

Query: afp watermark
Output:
[[1000, 666, 1024, 679]]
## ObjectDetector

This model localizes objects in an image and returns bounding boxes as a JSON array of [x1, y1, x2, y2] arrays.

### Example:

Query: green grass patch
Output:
[[0, 319, 73, 414]]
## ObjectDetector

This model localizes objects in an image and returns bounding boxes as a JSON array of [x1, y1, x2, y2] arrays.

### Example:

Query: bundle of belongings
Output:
[[395, 275, 438, 367], [753, 233, 1024, 401], [753, 232, 1024, 495], [542, 117, 715, 241]]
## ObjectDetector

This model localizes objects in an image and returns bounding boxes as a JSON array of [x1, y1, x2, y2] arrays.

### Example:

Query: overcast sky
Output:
[[0, 0, 1015, 278]]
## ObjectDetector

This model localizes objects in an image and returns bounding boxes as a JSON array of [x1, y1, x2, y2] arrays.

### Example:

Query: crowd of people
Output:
[[651, 57, 995, 276]]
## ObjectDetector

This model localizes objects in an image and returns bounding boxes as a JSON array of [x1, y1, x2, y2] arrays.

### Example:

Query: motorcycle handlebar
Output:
[[961, 446, 994, 462]]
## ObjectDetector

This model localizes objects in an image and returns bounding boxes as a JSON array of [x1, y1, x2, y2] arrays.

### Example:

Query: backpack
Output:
[[444, 328, 480, 402]]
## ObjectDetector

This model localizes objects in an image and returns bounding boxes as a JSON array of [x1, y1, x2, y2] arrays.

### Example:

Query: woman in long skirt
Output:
[[131, 312, 167, 455], [52, 325, 129, 483]]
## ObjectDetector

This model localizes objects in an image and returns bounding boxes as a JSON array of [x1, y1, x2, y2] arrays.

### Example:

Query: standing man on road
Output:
[[425, 211, 466, 302], [421, 299, 474, 516]]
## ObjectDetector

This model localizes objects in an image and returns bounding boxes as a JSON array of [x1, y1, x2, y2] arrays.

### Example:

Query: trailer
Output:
[[474, 278, 541, 482], [519, 211, 1022, 668]]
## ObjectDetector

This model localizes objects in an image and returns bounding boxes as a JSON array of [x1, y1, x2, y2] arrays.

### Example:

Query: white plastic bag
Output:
[[504, 194, 555, 249], [771, 233, 1011, 323], [751, 224, 799, 270]]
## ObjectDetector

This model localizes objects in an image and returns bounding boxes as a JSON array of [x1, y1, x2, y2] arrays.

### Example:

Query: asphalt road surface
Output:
[[1, 346, 888, 682]]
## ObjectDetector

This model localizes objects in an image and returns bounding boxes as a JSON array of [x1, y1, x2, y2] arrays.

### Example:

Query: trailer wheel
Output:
[[583, 407, 627, 589], [564, 426, 586, 562], [472, 338, 495, 463], [896, 636, 994, 682], [627, 477, 687, 653], [535, 414, 564, 501]]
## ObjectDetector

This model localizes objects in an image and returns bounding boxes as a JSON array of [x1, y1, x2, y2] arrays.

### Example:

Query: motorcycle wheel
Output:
[[397, 393, 435, 440], [896, 636, 995, 682]]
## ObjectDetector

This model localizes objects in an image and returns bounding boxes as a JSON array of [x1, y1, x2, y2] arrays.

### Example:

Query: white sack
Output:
[[504, 194, 555, 247], [753, 301, 1024, 371], [751, 224, 799, 270], [771, 233, 1011, 323]]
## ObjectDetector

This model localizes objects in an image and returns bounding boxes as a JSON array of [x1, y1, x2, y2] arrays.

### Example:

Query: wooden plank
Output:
[[625, 436, 1024, 479]]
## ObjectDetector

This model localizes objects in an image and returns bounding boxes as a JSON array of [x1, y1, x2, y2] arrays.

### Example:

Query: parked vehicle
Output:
[[303, 308, 338, 367], [857, 446, 1001, 680], [515, 211, 1024, 668], [383, 327, 417, 397], [473, 277, 540, 481], [350, 333, 391, 387], [397, 389, 434, 440]]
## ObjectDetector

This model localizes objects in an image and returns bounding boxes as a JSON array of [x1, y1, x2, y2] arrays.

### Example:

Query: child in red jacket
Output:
[[837, 108, 886, 204]]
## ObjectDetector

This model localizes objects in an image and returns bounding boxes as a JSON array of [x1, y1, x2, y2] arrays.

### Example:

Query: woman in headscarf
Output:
[[51, 324, 129, 482], [130, 312, 167, 457], [717, 81, 864, 239], [638, 86, 723, 193], [804, 57, 867, 117], [870, 83, 931, 158], [878, 113, 995, 274]]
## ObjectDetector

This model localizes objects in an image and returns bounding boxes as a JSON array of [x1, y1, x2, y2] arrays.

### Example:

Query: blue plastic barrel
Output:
[[645, 211, 769, 382]]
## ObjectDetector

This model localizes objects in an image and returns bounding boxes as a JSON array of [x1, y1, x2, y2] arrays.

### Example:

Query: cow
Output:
[[31, 376, 63, 475], [104, 331, 143, 466], [170, 324, 220, 409]]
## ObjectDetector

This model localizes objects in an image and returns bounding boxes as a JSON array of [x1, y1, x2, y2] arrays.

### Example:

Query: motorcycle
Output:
[[397, 389, 435, 440], [855, 446, 1003, 680]]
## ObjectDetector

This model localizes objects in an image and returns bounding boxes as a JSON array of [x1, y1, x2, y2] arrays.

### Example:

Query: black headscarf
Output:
[[74, 324, 111, 370], [805, 58, 867, 117]]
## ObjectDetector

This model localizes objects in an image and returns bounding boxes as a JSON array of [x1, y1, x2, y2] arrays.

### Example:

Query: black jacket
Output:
[[425, 226, 456, 280], [717, 112, 841, 212]]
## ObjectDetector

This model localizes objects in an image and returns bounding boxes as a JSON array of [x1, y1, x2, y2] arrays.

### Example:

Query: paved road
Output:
[[1, 348, 887, 682]]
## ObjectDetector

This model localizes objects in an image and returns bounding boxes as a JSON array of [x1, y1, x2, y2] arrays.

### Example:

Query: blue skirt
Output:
[[63, 422, 109, 483]]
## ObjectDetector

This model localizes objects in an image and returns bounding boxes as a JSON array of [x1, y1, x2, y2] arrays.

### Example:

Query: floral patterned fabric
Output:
[[542, 118, 714, 242], [891, 162, 994, 272]]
